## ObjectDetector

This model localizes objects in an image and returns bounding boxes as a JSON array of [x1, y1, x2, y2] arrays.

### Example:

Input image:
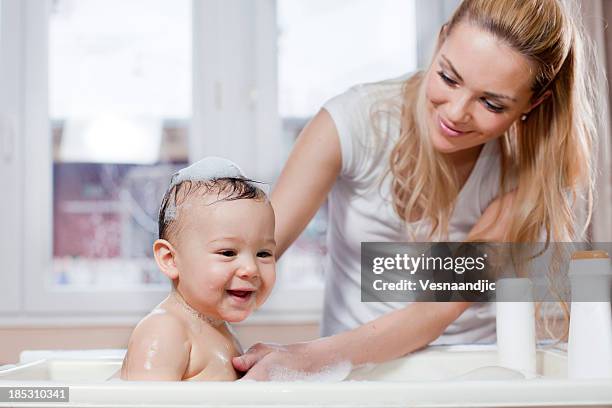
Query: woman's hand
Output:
[[232, 340, 349, 381], [233, 302, 470, 381]]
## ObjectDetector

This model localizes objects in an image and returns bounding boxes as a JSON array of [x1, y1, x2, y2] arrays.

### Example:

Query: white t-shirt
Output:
[[321, 76, 501, 344]]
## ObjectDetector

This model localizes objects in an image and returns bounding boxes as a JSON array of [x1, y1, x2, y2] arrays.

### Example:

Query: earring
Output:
[[521, 114, 528, 121]]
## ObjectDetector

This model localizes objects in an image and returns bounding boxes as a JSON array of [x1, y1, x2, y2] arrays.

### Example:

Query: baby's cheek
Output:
[[256, 268, 276, 306], [207, 266, 236, 288]]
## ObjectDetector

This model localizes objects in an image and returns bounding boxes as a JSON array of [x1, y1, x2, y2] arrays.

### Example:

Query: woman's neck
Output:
[[444, 144, 484, 187]]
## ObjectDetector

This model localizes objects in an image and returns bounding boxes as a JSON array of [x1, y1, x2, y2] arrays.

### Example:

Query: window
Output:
[[274, 0, 416, 292], [277, 0, 416, 119], [0, 0, 22, 312], [20, 0, 192, 314], [49, 0, 191, 289], [6, 0, 418, 323]]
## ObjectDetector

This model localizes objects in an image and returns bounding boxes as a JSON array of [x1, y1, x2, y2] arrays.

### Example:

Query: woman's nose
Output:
[[446, 93, 471, 124]]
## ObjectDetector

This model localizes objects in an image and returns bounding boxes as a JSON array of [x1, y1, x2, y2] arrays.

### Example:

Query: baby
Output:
[[120, 157, 276, 381]]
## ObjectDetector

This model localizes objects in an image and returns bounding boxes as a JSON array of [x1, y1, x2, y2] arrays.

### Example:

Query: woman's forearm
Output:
[[313, 302, 471, 366], [304, 191, 508, 367]]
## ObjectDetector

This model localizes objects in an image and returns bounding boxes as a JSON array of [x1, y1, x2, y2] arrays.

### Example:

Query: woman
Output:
[[233, 0, 600, 379]]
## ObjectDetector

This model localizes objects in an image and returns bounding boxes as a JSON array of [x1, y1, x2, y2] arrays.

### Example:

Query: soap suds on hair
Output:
[[158, 157, 268, 241], [169, 156, 245, 190]]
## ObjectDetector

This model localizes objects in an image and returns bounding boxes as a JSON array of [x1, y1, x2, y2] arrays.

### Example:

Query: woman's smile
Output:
[[437, 114, 472, 138]]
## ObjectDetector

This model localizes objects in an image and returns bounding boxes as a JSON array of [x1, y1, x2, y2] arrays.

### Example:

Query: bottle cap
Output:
[[571, 250, 609, 260]]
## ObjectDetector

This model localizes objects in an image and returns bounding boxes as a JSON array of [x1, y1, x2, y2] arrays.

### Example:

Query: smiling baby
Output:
[[120, 157, 276, 381]]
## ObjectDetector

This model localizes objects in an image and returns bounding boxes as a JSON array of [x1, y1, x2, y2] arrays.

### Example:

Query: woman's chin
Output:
[[430, 130, 463, 153]]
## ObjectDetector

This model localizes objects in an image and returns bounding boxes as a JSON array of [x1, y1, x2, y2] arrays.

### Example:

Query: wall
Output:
[[0, 323, 320, 365]]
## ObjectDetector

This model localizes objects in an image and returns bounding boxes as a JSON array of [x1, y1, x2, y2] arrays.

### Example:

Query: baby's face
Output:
[[173, 195, 276, 322]]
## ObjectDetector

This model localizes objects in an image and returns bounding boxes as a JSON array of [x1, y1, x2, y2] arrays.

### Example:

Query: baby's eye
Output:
[[257, 251, 273, 258], [218, 250, 237, 257]]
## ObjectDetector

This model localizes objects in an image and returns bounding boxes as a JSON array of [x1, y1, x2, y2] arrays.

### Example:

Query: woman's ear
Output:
[[153, 239, 179, 280], [525, 90, 552, 114]]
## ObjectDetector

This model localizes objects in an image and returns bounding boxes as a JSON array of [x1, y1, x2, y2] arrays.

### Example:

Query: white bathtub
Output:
[[0, 345, 611, 407]]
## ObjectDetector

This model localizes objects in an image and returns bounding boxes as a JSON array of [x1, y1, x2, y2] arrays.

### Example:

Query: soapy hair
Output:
[[158, 177, 267, 242], [389, 0, 599, 243]]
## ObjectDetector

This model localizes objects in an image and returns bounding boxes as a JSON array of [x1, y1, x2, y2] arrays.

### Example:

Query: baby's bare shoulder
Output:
[[128, 309, 191, 352], [122, 309, 192, 380], [135, 308, 187, 335]]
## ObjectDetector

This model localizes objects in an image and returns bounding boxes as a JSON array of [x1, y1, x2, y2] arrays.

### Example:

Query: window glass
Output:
[[276, 0, 416, 288], [277, 0, 416, 118], [50, 0, 191, 288]]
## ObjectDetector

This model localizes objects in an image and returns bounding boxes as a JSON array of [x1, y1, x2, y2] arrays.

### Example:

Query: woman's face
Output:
[[424, 22, 536, 155]]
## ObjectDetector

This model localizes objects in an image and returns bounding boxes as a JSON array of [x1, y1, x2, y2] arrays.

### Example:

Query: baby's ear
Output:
[[153, 239, 179, 280]]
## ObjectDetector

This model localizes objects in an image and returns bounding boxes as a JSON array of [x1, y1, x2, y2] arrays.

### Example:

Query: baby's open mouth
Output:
[[226, 289, 255, 303]]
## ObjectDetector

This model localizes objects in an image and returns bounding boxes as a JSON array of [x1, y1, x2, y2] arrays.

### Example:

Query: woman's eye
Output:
[[482, 99, 505, 113], [219, 250, 237, 257], [257, 251, 272, 258], [437, 71, 457, 86]]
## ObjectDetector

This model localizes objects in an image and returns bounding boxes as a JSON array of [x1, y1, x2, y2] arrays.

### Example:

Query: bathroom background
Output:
[[0, 0, 610, 364]]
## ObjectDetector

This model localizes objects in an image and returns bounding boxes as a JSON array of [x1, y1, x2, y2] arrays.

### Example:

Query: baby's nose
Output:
[[237, 256, 259, 279]]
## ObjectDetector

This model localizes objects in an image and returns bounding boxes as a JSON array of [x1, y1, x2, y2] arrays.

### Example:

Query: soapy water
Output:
[[267, 361, 353, 382], [451, 366, 528, 381], [107, 362, 534, 382], [108, 362, 353, 383]]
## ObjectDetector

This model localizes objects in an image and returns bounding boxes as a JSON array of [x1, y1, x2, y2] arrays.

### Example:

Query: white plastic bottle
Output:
[[568, 250, 612, 379], [496, 278, 537, 378]]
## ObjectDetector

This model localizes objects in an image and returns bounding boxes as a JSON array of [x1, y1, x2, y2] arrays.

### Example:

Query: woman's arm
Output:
[[234, 303, 471, 380], [312, 301, 470, 366], [271, 109, 341, 258], [467, 191, 515, 241], [303, 192, 517, 367], [234, 191, 516, 379]]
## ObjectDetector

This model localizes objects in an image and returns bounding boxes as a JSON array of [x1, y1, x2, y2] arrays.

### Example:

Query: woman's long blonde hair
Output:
[[389, 0, 600, 243]]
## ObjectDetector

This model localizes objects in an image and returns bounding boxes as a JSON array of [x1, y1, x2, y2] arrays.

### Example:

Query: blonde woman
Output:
[[233, 0, 600, 379]]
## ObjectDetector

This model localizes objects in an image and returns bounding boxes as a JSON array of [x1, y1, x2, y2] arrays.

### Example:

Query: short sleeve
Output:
[[322, 85, 371, 180]]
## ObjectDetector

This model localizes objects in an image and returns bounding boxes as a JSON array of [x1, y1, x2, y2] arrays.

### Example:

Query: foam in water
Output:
[[267, 360, 353, 382], [451, 365, 526, 381]]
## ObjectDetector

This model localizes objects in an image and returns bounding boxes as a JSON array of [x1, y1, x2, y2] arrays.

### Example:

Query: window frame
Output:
[[0, 0, 24, 313], [8, 0, 322, 324], [5, 0, 440, 326], [21, 0, 164, 315]]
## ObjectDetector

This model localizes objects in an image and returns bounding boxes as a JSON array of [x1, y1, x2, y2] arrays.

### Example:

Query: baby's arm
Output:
[[121, 313, 191, 381]]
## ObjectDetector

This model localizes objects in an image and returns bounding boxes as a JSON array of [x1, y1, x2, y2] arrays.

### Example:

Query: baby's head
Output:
[[153, 157, 276, 323]]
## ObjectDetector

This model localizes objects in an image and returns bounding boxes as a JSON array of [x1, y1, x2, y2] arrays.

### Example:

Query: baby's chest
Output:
[[183, 329, 241, 381]]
